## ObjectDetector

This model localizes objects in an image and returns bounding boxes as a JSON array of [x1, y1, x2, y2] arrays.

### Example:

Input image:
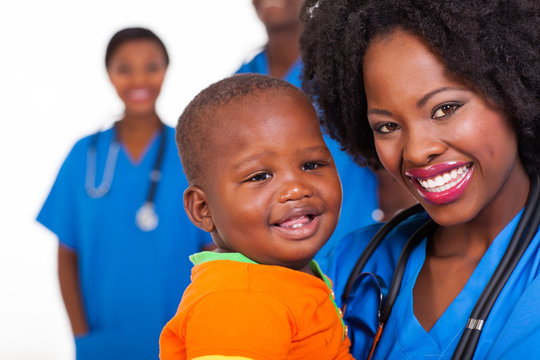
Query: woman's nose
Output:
[[403, 127, 446, 166], [278, 178, 314, 203]]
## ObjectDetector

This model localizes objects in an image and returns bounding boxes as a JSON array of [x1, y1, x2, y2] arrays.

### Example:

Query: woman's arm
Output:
[[58, 244, 89, 336]]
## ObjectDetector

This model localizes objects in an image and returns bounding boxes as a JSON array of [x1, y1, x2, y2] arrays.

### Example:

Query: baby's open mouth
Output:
[[275, 214, 316, 229]]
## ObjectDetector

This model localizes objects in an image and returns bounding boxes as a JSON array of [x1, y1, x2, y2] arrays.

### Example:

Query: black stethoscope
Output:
[[85, 121, 166, 232], [342, 173, 540, 360]]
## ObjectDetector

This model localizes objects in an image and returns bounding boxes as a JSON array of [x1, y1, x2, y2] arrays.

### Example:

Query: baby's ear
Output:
[[183, 185, 215, 233]]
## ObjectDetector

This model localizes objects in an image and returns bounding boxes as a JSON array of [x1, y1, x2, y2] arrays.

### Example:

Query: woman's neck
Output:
[[432, 166, 530, 259], [116, 112, 162, 161], [265, 24, 301, 78]]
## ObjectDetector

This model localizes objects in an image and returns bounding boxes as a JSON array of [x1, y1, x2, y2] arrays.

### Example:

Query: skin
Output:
[[58, 244, 88, 336], [253, 1, 415, 221], [58, 37, 169, 337], [363, 29, 530, 330], [184, 90, 342, 274], [252, 0, 303, 78], [107, 39, 168, 161]]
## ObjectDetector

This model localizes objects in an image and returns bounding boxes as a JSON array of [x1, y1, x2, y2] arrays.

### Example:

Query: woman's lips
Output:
[[405, 162, 473, 205]]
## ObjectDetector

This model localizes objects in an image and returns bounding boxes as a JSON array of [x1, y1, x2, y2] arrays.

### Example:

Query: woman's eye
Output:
[[146, 63, 161, 72], [116, 64, 131, 74], [375, 122, 400, 134], [303, 162, 322, 171], [432, 103, 462, 119], [246, 173, 271, 182]]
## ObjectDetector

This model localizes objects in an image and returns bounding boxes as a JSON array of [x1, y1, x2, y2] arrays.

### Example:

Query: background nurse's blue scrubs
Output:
[[37, 27, 212, 360]]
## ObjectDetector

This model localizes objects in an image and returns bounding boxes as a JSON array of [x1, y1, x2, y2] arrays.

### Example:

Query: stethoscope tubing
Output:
[[341, 203, 425, 312], [380, 218, 437, 323], [145, 123, 166, 205], [453, 173, 540, 359], [342, 173, 539, 360], [85, 122, 166, 231]]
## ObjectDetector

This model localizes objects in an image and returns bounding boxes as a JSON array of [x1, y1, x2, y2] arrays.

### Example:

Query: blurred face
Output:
[[202, 90, 342, 271], [363, 29, 528, 226], [107, 39, 167, 117], [252, 0, 303, 31]]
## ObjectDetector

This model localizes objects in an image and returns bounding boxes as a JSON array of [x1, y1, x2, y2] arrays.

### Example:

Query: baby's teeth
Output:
[[292, 223, 302, 229]]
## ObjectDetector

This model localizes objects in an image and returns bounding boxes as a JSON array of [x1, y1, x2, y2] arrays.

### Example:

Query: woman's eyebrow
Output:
[[416, 86, 464, 108], [367, 108, 393, 116]]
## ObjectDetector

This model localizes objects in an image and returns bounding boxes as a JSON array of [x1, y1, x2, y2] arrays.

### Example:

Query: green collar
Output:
[[189, 251, 258, 265], [189, 251, 327, 282]]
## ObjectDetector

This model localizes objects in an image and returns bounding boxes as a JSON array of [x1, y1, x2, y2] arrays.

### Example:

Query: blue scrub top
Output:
[[236, 50, 379, 272], [37, 125, 212, 360], [328, 210, 540, 359]]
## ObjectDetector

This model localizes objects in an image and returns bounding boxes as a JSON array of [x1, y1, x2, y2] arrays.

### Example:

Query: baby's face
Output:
[[203, 90, 342, 272]]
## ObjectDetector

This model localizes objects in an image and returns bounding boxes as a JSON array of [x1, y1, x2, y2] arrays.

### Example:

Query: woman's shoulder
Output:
[[70, 127, 114, 152]]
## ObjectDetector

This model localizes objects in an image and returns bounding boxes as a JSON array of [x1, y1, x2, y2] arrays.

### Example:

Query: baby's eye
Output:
[[432, 103, 462, 119], [246, 173, 271, 182], [303, 162, 323, 171], [375, 122, 400, 134]]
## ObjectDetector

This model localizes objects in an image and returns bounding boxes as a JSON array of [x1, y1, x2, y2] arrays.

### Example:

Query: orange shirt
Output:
[[160, 252, 354, 360]]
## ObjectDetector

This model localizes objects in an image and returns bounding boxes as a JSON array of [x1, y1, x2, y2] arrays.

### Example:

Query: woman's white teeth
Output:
[[292, 223, 303, 229], [417, 165, 469, 192]]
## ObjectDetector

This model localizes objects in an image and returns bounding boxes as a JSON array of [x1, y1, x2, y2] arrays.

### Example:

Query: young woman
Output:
[[37, 27, 211, 360], [300, 0, 540, 358]]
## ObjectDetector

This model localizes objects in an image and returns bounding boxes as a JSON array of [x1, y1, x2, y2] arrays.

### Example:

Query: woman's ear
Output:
[[183, 186, 215, 233]]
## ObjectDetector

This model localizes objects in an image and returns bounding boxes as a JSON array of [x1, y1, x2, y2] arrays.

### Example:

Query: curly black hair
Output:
[[300, 0, 540, 173], [177, 73, 301, 185]]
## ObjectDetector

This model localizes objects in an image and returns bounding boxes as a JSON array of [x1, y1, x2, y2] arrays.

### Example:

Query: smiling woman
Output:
[[363, 31, 526, 228], [36, 27, 212, 360], [299, 0, 540, 359]]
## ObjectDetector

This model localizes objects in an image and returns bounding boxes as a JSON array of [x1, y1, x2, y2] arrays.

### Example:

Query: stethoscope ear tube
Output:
[[452, 172, 540, 360], [342, 203, 425, 312], [380, 219, 438, 323]]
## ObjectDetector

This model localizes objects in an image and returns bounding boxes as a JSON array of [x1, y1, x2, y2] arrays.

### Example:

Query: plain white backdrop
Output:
[[0, 1, 266, 358]]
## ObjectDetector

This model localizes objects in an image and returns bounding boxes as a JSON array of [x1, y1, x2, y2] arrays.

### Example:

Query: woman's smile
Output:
[[406, 162, 473, 205]]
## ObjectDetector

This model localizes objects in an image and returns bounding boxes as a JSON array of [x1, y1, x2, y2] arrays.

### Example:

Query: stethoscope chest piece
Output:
[[136, 202, 159, 232]]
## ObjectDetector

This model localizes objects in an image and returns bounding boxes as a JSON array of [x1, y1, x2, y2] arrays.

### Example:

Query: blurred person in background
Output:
[[235, 0, 417, 271], [37, 27, 212, 360]]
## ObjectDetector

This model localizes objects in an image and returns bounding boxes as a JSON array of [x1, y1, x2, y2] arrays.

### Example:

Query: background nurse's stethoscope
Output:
[[85, 122, 166, 232], [342, 173, 540, 360]]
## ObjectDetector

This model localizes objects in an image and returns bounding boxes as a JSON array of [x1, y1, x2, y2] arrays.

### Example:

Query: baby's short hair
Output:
[[177, 73, 304, 186]]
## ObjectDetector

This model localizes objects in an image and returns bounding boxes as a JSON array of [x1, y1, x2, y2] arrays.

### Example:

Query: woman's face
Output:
[[107, 39, 167, 117], [252, 0, 303, 31], [363, 29, 528, 226]]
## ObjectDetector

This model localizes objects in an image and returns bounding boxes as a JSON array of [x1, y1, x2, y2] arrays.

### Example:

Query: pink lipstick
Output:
[[405, 162, 473, 205]]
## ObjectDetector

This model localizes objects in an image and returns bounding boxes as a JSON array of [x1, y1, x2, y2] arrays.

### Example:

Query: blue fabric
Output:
[[37, 125, 212, 360], [329, 210, 540, 359], [235, 50, 379, 272]]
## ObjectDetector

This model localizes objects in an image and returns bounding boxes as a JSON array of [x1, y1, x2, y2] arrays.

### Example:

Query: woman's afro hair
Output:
[[300, 0, 540, 173]]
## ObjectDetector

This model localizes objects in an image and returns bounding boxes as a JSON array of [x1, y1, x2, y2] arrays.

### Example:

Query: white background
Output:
[[0, 1, 266, 358]]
